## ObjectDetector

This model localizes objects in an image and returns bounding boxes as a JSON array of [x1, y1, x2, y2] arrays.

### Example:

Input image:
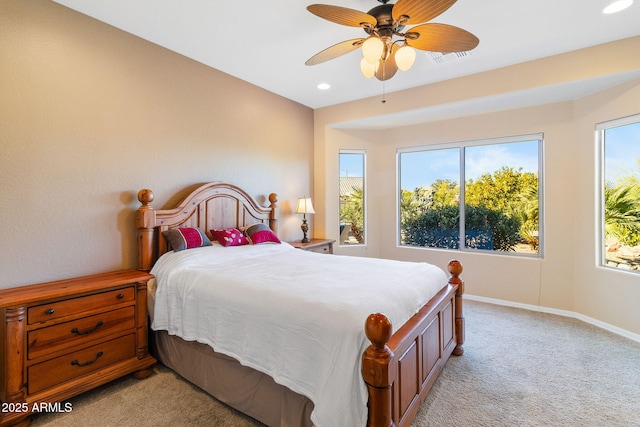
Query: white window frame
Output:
[[596, 113, 640, 274], [397, 133, 544, 257], [339, 149, 366, 246]]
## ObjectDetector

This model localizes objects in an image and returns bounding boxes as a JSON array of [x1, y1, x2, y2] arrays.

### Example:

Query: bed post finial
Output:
[[362, 313, 395, 427], [268, 193, 278, 235], [138, 188, 154, 206], [448, 259, 465, 356], [136, 189, 156, 272]]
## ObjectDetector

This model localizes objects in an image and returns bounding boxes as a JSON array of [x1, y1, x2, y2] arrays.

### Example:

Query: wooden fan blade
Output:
[[406, 23, 479, 52], [375, 45, 399, 81], [392, 0, 457, 25], [307, 4, 376, 27], [305, 38, 365, 66]]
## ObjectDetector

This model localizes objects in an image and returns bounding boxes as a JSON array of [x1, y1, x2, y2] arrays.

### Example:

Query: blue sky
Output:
[[400, 140, 539, 190], [605, 121, 640, 183], [339, 153, 364, 177]]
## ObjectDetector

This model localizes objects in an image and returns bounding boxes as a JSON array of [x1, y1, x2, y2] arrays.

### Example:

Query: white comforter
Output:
[[150, 243, 447, 427]]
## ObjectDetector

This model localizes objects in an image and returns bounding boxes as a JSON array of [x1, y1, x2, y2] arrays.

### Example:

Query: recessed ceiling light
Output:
[[317, 83, 331, 90], [603, 0, 633, 14]]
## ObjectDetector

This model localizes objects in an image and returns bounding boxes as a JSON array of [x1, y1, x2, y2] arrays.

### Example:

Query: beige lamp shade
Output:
[[295, 197, 315, 215]]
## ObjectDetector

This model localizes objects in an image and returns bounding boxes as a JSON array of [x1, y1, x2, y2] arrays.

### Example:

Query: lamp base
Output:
[[300, 218, 310, 243]]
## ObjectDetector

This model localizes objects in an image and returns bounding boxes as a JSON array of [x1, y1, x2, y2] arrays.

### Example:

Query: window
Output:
[[398, 135, 543, 255], [598, 115, 640, 273], [339, 151, 365, 245]]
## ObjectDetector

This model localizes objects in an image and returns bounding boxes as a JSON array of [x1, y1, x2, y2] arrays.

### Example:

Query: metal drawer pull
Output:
[[71, 320, 104, 336], [46, 308, 55, 315], [71, 351, 103, 367], [117, 294, 125, 299]]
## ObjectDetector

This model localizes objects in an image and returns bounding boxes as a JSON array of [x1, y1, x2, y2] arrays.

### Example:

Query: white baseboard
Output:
[[465, 294, 640, 344]]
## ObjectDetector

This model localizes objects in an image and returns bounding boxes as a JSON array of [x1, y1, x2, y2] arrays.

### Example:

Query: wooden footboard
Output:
[[363, 260, 464, 427]]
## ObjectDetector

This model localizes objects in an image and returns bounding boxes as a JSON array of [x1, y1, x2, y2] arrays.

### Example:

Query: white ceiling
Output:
[[53, 0, 640, 110]]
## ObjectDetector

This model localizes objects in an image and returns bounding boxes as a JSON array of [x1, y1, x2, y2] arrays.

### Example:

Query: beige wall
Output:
[[0, 0, 313, 287], [314, 37, 640, 336], [572, 80, 640, 335]]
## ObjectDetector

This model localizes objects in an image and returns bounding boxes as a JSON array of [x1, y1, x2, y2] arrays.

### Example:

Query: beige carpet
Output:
[[31, 300, 640, 427]]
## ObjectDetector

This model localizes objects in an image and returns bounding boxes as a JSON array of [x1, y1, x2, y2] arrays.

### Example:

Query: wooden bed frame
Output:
[[136, 182, 464, 427]]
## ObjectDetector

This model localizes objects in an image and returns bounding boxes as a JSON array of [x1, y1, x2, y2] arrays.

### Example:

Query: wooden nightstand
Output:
[[289, 238, 336, 254], [0, 270, 156, 427]]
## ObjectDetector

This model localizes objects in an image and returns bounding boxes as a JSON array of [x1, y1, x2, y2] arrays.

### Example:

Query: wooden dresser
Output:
[[0, 270, 156, 427]]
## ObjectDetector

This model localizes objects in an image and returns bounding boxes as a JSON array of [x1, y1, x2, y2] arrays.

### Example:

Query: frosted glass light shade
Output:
[[360, 57, 377, 78], [362, 36, 384, 64], [395, 44, 416, 71]]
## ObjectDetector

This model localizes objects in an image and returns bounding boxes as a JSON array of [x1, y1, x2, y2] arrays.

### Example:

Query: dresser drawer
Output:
[[27, 306, 135, 360], [28, 333, 136, 394], [27, 287, 135, 325], [307, 245, 331, 254]]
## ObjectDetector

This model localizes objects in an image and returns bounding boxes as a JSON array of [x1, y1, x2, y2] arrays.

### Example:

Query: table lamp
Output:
[[295, 197, 315, 243]]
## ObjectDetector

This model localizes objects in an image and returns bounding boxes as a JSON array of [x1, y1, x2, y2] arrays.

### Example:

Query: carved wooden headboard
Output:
[[136, 182, 278, 271]]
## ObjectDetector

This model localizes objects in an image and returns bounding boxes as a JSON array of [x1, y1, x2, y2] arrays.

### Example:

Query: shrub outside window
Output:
[[339, 151, 365, 245], [598, 115, 640, 273], [398, 134, 543, 256]]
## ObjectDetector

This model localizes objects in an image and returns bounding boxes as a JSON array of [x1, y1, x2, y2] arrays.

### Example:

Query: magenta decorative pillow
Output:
[[162, 227, 212, 252], [243, 223, 281, 244], [210, 228, 249, 247]]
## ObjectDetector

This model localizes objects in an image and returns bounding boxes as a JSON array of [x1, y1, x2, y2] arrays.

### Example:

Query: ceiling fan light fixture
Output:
[[360, 57, 378, 78], [305, 0, 479, 82], [395, 43, 416, 71], [362, 36, 384, 64]]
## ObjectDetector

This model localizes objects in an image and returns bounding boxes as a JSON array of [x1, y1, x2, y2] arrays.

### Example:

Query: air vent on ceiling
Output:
[[426, 51, 473, 64]]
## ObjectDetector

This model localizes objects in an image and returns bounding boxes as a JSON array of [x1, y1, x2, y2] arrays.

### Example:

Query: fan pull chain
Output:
[[381, 61, 386, 103]]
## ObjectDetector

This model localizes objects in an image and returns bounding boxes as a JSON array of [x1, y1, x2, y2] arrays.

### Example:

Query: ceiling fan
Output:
[[305, 0, 479, 81]]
